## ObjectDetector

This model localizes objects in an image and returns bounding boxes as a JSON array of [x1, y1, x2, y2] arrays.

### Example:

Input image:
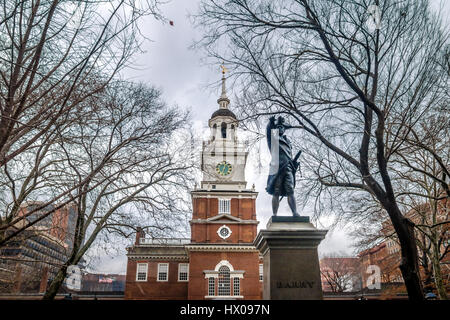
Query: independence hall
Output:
[[124, 73, 263, 300]]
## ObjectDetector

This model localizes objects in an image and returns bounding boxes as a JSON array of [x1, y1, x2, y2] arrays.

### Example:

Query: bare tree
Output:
[[351, 100, 449, 299], [320, 254, 361, 293], [0, 0, 164, 243], [194, 0, 449, 300], [40, 81, 194, 299]]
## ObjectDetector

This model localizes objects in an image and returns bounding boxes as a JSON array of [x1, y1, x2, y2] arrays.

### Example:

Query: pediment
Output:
[[206, 214, 242, 223]]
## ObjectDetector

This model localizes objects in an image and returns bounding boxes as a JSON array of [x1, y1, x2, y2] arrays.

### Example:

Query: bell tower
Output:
[[200, 67, 248, 191], [186, 67, 261, 300]]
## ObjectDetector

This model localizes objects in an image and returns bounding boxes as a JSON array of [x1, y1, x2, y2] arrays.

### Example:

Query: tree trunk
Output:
[[42, 265, 68, 300], [394, 216, 424, 300], [431, 242, 448, 300]]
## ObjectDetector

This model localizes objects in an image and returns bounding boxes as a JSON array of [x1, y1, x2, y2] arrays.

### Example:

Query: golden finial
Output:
[[220, 63, 228, 75]]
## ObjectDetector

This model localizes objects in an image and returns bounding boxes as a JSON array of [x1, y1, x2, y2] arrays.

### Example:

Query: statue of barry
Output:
[[266, 116, 302, 217]]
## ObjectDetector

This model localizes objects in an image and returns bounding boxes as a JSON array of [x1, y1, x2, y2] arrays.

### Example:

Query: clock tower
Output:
[[200, 68, 248, 191], [124, 68, 263, 301], [186, 68, 262, 299]]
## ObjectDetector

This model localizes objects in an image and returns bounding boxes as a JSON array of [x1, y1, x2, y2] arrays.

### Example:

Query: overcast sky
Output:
[[90, 0, 450, 274]]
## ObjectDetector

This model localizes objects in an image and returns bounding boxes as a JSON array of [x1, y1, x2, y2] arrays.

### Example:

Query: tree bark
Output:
[[393, 214, 424, 300], [42, 264, 68, 300], [431, 240, 448, 299]]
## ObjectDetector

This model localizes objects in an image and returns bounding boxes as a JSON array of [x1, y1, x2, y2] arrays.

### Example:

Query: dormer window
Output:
[[219, 199, 231, 214]]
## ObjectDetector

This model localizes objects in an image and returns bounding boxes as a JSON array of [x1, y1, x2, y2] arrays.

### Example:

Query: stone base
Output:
[[254, 216, 327, 300]]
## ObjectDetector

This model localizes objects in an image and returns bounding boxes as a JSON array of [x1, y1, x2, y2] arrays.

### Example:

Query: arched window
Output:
[[204, 260, 244, 298], [221, 122, 227, 138], [212, 123, 217, 141], [217, 266, 231, 296], [230, 124, 235, 141]]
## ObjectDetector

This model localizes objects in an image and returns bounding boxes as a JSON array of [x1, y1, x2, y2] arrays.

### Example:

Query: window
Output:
[[259, 264, 263, 282], [217, 266, 231, 296], [221, 122, 227, 138], [178, 263, 189, 282], [233, 278, 240, 296], [217, 225, 232, 240], [208, 277, 215, 296], [136, 263, 148, 281], [219, 199, 230, 214], [158, 263, 169, 281]]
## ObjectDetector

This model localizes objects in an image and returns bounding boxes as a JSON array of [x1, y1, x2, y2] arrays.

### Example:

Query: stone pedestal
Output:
[[254, 216, 327, 300]]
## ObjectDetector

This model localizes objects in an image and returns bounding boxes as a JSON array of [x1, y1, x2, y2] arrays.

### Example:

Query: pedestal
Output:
[[254, 216, 327, 300]]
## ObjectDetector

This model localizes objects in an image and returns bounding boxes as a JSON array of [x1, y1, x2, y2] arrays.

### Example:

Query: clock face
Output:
[[216, 161, 232, 176]]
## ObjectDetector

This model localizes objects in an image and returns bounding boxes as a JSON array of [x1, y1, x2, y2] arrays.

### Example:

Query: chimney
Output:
[[135, 227, 145, 245]]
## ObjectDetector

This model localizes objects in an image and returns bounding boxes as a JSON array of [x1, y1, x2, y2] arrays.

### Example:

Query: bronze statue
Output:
[[266, 116, 302, 217]]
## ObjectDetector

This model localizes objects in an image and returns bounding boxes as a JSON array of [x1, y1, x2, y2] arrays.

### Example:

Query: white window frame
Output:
[[218, 199, 231, 214], [217, 225, 232, 240], [259, 264, 264, 282], [178, 263, 189, 282], [233, 277, 240, 296], [136, 263, 148, 282], [217, 266, 231, 296], [157, 263, 169, 282], [208, 277, 215, 296]]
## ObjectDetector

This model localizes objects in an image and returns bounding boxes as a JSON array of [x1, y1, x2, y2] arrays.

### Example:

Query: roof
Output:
[[210, 108, 236, 120]]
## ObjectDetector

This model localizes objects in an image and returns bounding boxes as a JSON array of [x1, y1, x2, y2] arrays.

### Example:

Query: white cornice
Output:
[[185, 244, 258, 252], [190, 219, 258, 225], [127, 254, 188, 261], [191, 190, 258, 198]]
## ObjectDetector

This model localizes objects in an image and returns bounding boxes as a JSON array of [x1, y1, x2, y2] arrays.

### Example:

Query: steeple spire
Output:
[[218, 64, 230, 109]]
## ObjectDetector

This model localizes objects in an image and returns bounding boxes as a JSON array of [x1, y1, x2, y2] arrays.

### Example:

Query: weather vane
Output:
[[220, 63, 228, 75]]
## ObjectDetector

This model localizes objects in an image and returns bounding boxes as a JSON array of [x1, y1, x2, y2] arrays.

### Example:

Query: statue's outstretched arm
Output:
[[266, 116, 276, 151]]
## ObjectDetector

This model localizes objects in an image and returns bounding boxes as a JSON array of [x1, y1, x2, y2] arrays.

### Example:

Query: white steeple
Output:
[[217, 65, 230, 109], [199, 65, 249, 191]]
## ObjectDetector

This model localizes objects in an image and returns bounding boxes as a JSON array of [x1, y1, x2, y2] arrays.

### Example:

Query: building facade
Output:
[[124, 71, 263, 300], [0, 202, 77, 293]]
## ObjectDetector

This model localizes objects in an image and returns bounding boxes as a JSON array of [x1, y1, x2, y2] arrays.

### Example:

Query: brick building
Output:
[[357, 199, 449, 297], [124, 72, 263, 300], [0, 202, 77, 293]]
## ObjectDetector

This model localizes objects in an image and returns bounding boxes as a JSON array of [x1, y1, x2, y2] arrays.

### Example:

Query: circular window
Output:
[[217, 225, 232, 240]]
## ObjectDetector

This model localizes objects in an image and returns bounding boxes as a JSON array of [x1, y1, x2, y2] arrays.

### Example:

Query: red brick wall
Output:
[[191, 223, 256, 243], [191, 197, 257, 243], [124, 260, 188, 300], [192, 198, 256, 220]]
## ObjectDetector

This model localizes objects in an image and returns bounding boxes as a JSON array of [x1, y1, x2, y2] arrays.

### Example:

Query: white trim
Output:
[[206, 214, 241, 222], [157, 263, 169, 282], [217, 225, 232, 240], [205, 295, 244, 299], [185, 244, 258, 252], [218, 199, 231, 214], [204, 272, 219, 279], [230, 271, 244, 279], [136, 263, 148, 282], [207, 277, 216, 296], [214, 260, 234, 272], [127, 254, 188, 260], [178, 263, 189, 282], [259, 264, 264, 282], [233, 277, 240, 296], [191, 191, 257, 199]]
